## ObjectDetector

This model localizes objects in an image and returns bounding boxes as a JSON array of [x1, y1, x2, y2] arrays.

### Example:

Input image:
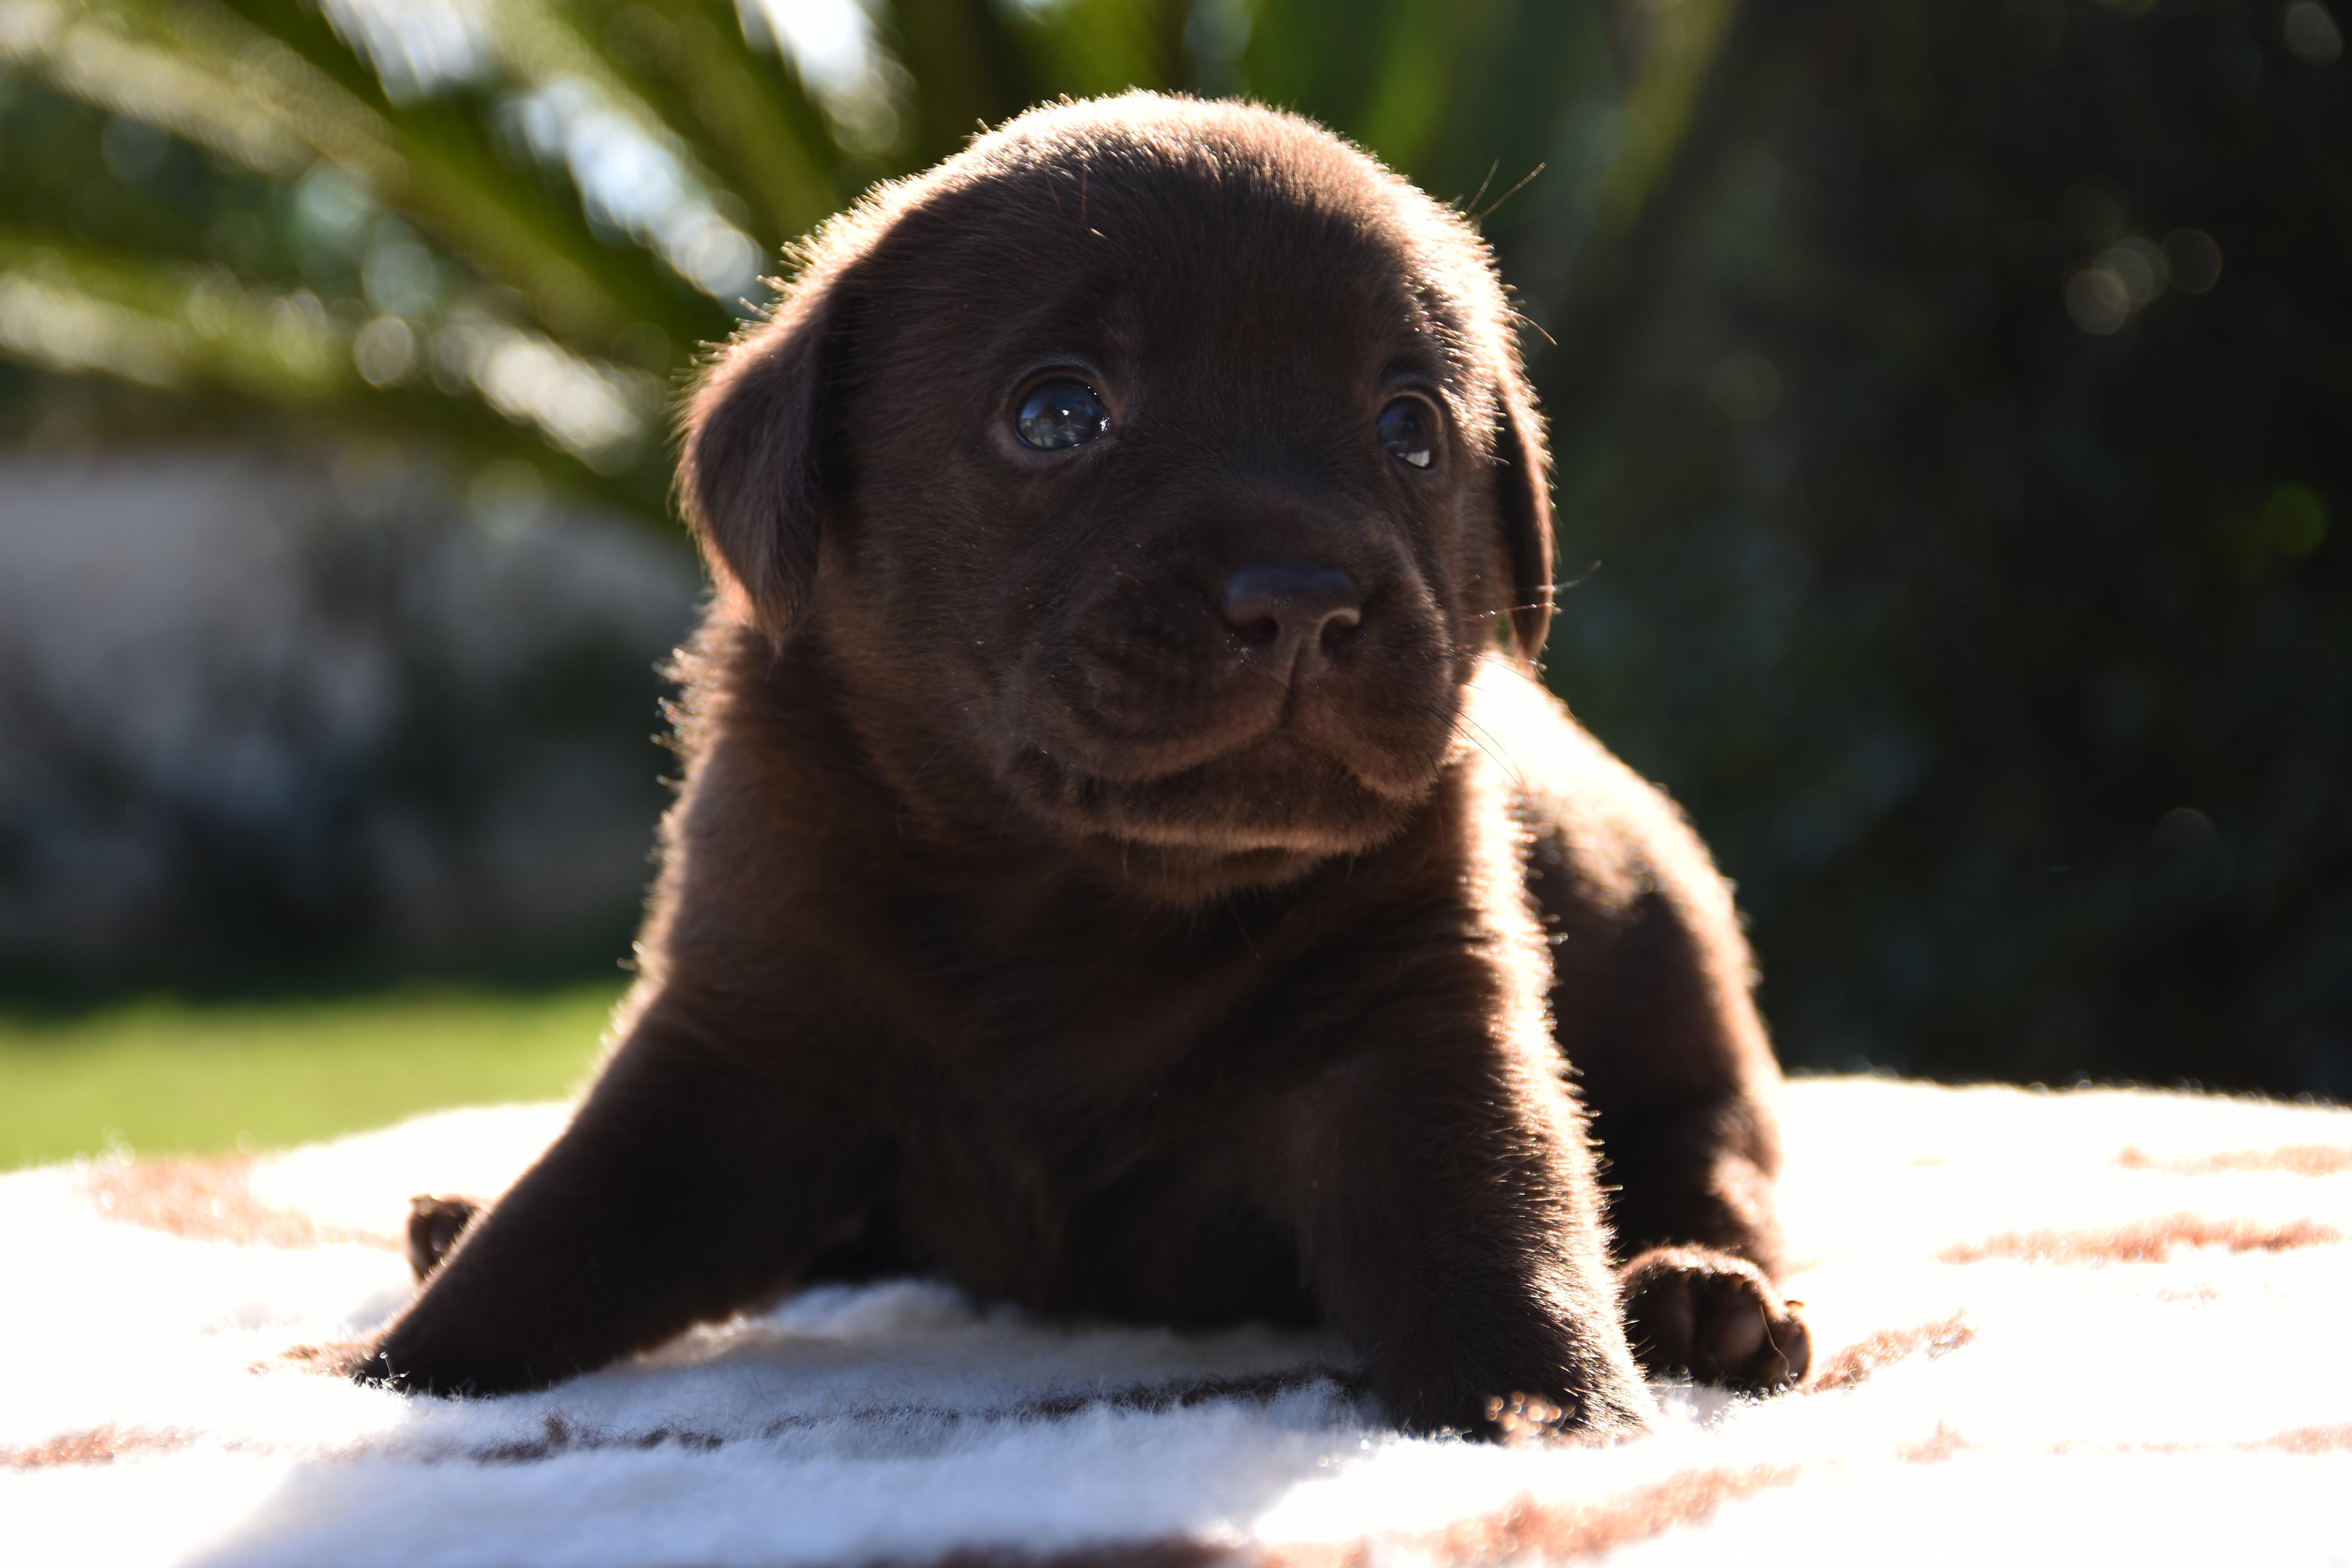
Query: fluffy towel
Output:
[[4, 1077, 2349, 1566]]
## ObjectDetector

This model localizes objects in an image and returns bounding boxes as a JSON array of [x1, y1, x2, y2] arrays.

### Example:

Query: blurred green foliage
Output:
[[0, 0, 1718, 509], [0, 982, 616, 1167], [1, 0, 2345, 1095], [1534, 0, 2351, 1095]]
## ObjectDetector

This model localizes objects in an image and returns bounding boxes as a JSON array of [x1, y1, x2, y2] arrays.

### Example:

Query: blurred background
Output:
[[1, 0, 2345, 1167]]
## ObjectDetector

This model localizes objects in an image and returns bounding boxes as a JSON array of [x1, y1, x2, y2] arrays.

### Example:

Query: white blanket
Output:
[[5, 1077, 2349, 1566]]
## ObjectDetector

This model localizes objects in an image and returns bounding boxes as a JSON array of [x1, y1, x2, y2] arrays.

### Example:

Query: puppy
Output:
[[361, 93, 1808, 1437]]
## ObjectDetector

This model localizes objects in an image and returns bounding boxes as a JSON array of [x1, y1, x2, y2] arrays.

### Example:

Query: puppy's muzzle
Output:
[[1218, 562, 1363, 674]]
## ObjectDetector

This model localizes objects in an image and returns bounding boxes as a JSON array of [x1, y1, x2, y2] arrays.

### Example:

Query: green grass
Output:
[[0, 983, 624, 1171]]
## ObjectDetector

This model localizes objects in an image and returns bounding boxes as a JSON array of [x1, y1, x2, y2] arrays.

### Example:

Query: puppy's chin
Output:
[[1000, 731, 1436, 901]]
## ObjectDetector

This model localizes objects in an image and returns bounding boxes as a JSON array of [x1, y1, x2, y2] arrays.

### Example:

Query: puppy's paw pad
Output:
[[1619, 1246, 1809, 1392]]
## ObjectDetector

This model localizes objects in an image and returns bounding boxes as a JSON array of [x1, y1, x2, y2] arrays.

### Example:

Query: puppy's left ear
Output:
[[677, 279, 842, 643], [1491, 376, 1555, 668]]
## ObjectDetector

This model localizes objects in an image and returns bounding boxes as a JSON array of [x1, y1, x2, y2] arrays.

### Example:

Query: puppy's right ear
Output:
[[677, 282, 840, 642], [1492, 375, 1555, 670]]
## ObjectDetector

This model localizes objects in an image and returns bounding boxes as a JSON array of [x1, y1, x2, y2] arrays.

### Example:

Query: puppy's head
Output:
[[682, 94, 1552, 897]]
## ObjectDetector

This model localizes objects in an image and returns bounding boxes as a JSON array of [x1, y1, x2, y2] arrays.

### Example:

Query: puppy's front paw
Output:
[[351, 1327, 556, 1397], [1619, 1246, 1809, 1391]]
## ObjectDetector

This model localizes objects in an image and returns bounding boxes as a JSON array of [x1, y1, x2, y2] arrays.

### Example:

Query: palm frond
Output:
[[548, 0, 844, 242], [0, 229, 665, 482], [0, 0, 1739, 526]]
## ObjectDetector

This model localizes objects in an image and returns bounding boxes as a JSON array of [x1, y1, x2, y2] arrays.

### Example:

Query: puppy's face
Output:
[[686, 102, 1553, 896]]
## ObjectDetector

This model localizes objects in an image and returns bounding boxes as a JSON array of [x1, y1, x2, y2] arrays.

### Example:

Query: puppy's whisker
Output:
[[1457, 714, 1532, 795], [1461, 161, 1499, 218], [1470, 163, 1544, 227]]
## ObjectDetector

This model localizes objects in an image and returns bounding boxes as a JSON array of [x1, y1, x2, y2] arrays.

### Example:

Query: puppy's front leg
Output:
[[360, 1003, 885, 1395], [1267, 1020, 1654, 1438]]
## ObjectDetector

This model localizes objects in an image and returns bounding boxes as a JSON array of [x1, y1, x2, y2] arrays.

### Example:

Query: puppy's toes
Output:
[[405, 1194, 483, 1281], [1619, 1246, 1810, 1392]]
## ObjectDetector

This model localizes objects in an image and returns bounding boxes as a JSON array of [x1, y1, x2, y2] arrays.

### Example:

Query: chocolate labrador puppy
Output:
[[361, 93, 1807, 1437]]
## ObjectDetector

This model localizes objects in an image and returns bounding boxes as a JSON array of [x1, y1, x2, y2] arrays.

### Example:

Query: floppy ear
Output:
[[1491, 375, 1556, 668], [677, 281, 840, 643]]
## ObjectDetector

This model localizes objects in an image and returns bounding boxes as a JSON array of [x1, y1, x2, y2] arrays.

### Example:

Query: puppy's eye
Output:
[[1015, 379, 1111, 450], [1376, 397, 1436, 469]]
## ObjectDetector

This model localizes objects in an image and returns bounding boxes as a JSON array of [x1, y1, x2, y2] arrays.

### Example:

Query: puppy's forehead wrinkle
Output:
[[986, 268, 1145, 373], [972, 245, 1448, 408]]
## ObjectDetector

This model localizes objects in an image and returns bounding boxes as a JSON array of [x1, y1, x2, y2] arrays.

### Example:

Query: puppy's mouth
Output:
[[1032, 651, 1357, 782], [977, 560, 1468, 873], [995, 663, 1462, 862], [1004, 730, 1432, 859]]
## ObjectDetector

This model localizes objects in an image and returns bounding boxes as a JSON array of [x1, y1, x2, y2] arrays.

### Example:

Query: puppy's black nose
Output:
[[1218, 564, 1363, 666]]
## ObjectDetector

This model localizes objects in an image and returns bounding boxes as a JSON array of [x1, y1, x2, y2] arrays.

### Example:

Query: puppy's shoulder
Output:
[[1464, 657, 1734, 925], [668, 615, 893, 810], [654, 614, 895, 898]]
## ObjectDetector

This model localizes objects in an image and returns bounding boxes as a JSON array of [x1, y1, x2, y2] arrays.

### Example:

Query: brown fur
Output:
[[358, 94, 1804, 1436]]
